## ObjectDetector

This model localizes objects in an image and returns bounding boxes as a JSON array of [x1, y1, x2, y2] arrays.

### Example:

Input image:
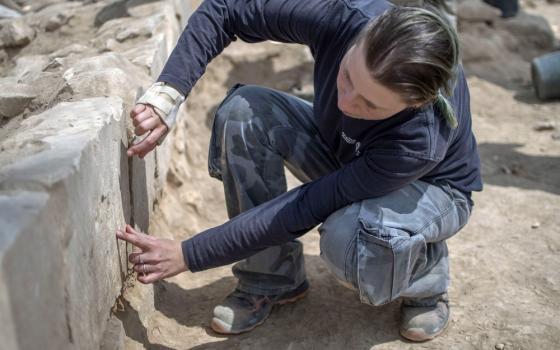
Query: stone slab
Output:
[[0, 97, 131, 349]]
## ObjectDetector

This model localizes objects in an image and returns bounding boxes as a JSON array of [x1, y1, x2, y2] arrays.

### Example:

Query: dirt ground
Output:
[[117, 2, 560, 349]]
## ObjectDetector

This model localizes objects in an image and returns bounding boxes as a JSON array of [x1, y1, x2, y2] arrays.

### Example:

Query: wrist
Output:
[[137, 82, 185, 144]]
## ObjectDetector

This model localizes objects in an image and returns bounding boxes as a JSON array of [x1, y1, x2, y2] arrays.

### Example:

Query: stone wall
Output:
[[0, 1, 191, 349]]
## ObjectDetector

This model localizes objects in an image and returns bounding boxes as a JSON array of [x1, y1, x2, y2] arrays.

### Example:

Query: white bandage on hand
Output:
[[137, 82, 185, 144]]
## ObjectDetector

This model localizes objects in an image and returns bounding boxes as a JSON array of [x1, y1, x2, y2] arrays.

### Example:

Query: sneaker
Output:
[[399, 293, 450, 342], [211, 281, 309, 335]]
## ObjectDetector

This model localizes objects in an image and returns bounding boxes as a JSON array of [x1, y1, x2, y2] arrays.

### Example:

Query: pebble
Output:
[[533, 122, 556, 132], [495, 344, 505, 350], [531, 222, 540, 229], [44, 12, 69, 32]]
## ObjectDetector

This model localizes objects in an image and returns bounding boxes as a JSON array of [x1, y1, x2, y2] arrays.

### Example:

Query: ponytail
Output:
[[435, 91, 457, 129]]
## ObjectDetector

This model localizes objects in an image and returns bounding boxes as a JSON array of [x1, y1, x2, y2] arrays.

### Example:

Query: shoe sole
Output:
[[210, 288, 310, 335]]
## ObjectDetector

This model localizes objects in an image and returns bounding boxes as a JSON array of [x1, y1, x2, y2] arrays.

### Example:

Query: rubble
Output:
[[0, 17, 35, 48], [0, 1, 190, 349], [0, 81, 36, 117]]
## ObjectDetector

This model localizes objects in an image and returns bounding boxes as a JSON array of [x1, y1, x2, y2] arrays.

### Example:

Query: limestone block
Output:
[[0, 82, 36, 118], [96, 13, 160, 45], [0, 265, 18, 350], [129, 1, 180, 60], [8, 55, 50, 83], [24, 1, 81, 30], [0, 191, 69, 350], [49, 43, 91, 59], [94, 0, 128, 28], [131, 150, 156, 234], [100, 316, 125, 350], [21, 0, 67, 12], [0, 97, 131, 349], [120, 33, 167, 79], [173, 0, 192, 28], [116, 14, 165, 43], [63, 52, 151, 107], [0, 17, 35, 48]]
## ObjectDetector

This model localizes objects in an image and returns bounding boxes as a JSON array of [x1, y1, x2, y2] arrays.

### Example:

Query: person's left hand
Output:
[[116, 225, 188, 284]]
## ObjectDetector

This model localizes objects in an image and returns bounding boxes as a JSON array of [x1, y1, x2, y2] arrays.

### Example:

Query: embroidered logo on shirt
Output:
[[341, 131, 361, 157]]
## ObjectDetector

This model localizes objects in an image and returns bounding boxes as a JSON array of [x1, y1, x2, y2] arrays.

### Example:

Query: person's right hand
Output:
[[127, 103, 168, 159]]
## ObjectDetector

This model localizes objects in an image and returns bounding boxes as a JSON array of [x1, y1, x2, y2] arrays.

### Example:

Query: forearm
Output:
[[158, 0, 236, 96], [157, 0, 331, 97]]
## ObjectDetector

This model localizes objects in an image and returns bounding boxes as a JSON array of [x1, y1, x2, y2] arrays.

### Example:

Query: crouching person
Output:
[[117, 0, 482, 343]]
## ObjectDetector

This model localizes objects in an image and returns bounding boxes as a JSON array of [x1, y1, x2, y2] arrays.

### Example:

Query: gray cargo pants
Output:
[[208, 84, 472, 306]]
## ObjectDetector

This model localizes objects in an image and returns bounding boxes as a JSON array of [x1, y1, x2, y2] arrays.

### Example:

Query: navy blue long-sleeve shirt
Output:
[[157, 0, 483, 272]]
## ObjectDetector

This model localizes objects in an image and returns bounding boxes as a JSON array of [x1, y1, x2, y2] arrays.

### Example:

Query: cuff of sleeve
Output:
[[181, 238, 200, 273], [157, 75, 191, 97]]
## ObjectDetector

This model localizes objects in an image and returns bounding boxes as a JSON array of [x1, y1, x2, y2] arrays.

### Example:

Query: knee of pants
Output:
[[215, 86, 254, 126], [318, 203, 362, 288], [214, 85, 273, 128], [209, 85, 268, 180]]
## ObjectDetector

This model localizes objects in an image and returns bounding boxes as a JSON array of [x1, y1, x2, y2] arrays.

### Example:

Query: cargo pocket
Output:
[[356, 219, 427, 306]]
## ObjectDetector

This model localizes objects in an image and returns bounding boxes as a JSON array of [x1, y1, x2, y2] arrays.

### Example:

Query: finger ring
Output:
[[142, 263, 147, 276]]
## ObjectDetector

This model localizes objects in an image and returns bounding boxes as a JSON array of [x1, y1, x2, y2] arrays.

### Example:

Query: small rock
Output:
[[0, 82, 37, 118], [496, 12, 555, 52], [531, 222, 540, 229], [8, 55, 50, 83], [94, 0, 128, 27], [25, 0, 68, 12], [62, 52, 150, 105], [500, 165, 512, 175], [49, 43, 90, 59], [0, 18, 35, 48], [458, 0, 502, 22], [533, 122, 556, 132], [44, 12, 69, 31], [495, 344, 505, 350]]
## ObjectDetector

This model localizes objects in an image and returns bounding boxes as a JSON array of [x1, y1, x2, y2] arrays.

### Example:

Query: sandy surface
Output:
[[117, 2, 560, 349]]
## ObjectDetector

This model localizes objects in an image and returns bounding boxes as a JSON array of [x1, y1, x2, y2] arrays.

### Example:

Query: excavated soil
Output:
[[110, 1, 560, 349]]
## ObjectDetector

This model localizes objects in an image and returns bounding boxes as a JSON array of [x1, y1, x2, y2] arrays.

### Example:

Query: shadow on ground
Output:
[[478, 142, 560, 195], [116, 296, 176, 350], [119, 254, 403, 349]]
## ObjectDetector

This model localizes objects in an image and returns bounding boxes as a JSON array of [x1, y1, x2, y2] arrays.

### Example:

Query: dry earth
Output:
[[116, 1, 560, 349]]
